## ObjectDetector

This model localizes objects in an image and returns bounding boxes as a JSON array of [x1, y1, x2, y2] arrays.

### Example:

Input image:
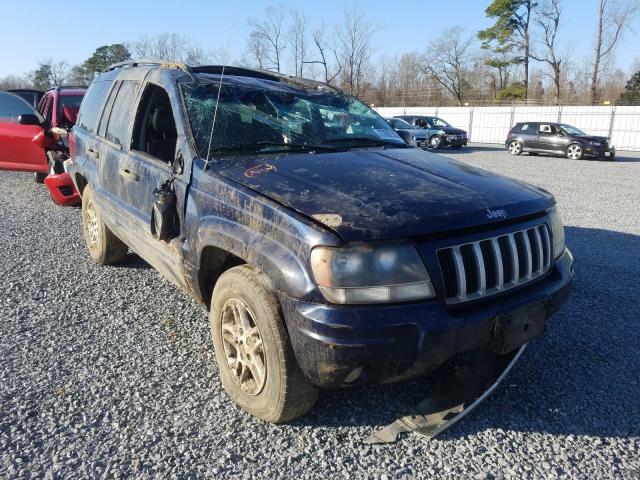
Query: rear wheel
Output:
[[566, 143, 583, 160], [81, 185, 128, 265], [211, 265, 318, 423], [507, 140, 522, 155]]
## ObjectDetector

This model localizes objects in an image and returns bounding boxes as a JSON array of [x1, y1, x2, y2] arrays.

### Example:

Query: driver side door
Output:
[[0, 92, 52, 173]]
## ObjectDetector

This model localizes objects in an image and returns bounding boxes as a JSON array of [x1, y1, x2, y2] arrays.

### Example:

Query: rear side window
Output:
[[519, 124, 530, 131], [77, 81, 111, 133], [104, 81, 139, 146]]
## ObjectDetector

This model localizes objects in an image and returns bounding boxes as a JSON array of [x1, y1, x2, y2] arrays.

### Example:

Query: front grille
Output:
[[437, 224, 552, 304]]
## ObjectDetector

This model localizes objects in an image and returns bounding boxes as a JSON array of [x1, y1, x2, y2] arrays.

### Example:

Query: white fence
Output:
[[375, 105, 640, 152]]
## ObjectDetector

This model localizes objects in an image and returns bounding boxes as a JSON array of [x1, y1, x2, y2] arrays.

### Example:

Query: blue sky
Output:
[[1, 0, 638, 77]]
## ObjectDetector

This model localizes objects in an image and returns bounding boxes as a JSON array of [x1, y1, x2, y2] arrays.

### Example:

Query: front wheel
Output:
[[507, 140, 523, 155], [81, 185, 128, 265], [211, 265, 318, 423], [429, 135, 443, 149], [566, 143, 583, 160]]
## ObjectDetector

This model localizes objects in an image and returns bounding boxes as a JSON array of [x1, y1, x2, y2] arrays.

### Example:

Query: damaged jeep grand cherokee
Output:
[[68, 61, 573, 423]]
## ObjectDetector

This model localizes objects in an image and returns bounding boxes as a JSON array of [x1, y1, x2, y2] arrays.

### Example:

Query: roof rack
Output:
[[105, 59, 190, 73]]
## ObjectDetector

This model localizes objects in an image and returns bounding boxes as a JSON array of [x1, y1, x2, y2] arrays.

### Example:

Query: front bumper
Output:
[[44, 172, 81, 206], [585, 145, 615, 158], [445, 136, 468, 147], [281, 249, 573, 389]]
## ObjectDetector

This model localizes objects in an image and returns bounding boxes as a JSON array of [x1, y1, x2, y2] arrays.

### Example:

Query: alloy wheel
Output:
[[567, 144, 583, 160], [508, 141, 522, 155], [84, 200, 100, 248], [220, 298, 267, 395]]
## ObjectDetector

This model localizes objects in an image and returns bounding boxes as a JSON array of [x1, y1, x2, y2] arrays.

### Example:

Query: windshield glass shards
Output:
[[180, 78, 405, 159]]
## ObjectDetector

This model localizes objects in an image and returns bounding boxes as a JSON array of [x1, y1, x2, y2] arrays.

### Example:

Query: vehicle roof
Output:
[[44, 87, 87, 96], [95, 61, 340, 94], [6, 88, 43, 94]]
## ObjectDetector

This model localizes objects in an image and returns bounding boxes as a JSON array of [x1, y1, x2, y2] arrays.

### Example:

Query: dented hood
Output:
[[213, 148, 554, 242]]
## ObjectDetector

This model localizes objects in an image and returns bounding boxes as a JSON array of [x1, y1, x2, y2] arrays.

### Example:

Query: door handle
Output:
[[119, 168, 139, 182], [87, 148, 99, 159]]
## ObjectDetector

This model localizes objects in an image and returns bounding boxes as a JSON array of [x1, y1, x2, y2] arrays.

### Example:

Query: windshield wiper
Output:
[[210, 141, 341, 154]]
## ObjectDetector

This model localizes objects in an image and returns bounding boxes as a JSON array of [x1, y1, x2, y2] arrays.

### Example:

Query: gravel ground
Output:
[[1, 146, 639, 479]]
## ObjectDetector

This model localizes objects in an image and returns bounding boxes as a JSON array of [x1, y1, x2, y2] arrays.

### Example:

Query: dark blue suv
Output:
[[68, 61, 573, 423]]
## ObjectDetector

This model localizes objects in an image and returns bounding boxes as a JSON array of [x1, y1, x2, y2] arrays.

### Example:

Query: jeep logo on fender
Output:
[[486, 208, 508, 219]]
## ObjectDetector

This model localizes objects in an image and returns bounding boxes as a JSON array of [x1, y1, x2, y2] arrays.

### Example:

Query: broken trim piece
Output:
[[364, 344, 527, 444]]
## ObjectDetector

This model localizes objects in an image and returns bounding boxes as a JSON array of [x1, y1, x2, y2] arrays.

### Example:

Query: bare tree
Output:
[[531, 0, 563, 103], [590, 0, 640, 104], [336, 5, 377, 97], [421, 27, 474, 106], [0, 75, 32, 90], [303, 21, 342, 83], [247, 6, 287, 72], [131, 33, 223, 65], [289, 9, 307, 76]]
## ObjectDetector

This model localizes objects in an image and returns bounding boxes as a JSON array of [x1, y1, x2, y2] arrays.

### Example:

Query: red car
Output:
[[0, 87, 85, 206]]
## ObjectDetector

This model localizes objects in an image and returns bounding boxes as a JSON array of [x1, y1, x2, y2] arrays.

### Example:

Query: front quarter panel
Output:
[[186, 158, 341, 301]]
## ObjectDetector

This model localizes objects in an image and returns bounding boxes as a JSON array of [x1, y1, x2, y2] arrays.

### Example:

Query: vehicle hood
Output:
[[214, 148, 554, 242], [576, 135, 609, 143], [432, 126, 467, 135]]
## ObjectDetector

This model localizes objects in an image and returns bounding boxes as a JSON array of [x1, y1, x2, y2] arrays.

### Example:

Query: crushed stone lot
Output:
[[1, 145, 639, 479]]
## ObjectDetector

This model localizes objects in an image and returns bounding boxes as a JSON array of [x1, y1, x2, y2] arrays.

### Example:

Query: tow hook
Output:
[[365, 344, 527, 444]]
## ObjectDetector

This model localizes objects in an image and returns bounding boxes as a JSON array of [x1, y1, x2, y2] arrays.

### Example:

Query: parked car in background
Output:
[[506, 122, 615, 160], [0, 87, 85, 206], [37, 86, 86, 205], [68, 61, 572, 424], [394, 115, 468, 149], [385, 117, 428, 147], [6, 88, 44, 109]]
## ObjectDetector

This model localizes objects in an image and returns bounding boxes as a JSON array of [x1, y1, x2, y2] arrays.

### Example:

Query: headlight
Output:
[[310, 242, 435, 304], [548, 206, 566, 259]]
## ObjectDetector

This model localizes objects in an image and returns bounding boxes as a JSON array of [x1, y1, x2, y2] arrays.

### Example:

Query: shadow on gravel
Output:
[[295, 226, 640, 441], [112, 253, 152, 270]]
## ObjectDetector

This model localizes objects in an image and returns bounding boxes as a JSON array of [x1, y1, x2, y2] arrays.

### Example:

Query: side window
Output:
[[97, 81, 121, 138], [131, 84, 178, 164], [538, 124, 554, 134], [520, 124, 530, 132], [40, 95, 53, 125], [104, 81, 138, 146], [77, 81, 112, 133], [0, 92, 39, 122]]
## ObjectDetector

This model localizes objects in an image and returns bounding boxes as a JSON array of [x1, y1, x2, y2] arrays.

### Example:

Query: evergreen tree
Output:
[[619, 71, 640, 105]]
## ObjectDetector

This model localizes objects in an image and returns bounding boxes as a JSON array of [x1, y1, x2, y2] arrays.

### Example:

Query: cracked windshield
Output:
[[181, 78, 404, 158]]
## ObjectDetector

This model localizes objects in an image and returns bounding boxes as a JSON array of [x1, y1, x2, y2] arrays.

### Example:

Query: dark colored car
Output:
[[68, 61, 573, 423], [385, 117, 428, 147], [394, 115, 468, 149], [6, 88, 44, 108], [506, 122, 616, 160]]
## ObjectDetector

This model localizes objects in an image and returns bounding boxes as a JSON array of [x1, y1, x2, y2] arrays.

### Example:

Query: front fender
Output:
[[194, 216, 317, 299]]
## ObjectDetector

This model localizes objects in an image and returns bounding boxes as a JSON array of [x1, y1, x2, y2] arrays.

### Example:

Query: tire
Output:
[[211, 265, 318, 423], [35, 172, 46, 184], [507, 140, 523, 155], [429, 135, 443, 149], [81, 185, 128, 265], [566, 143, 583, 160]]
